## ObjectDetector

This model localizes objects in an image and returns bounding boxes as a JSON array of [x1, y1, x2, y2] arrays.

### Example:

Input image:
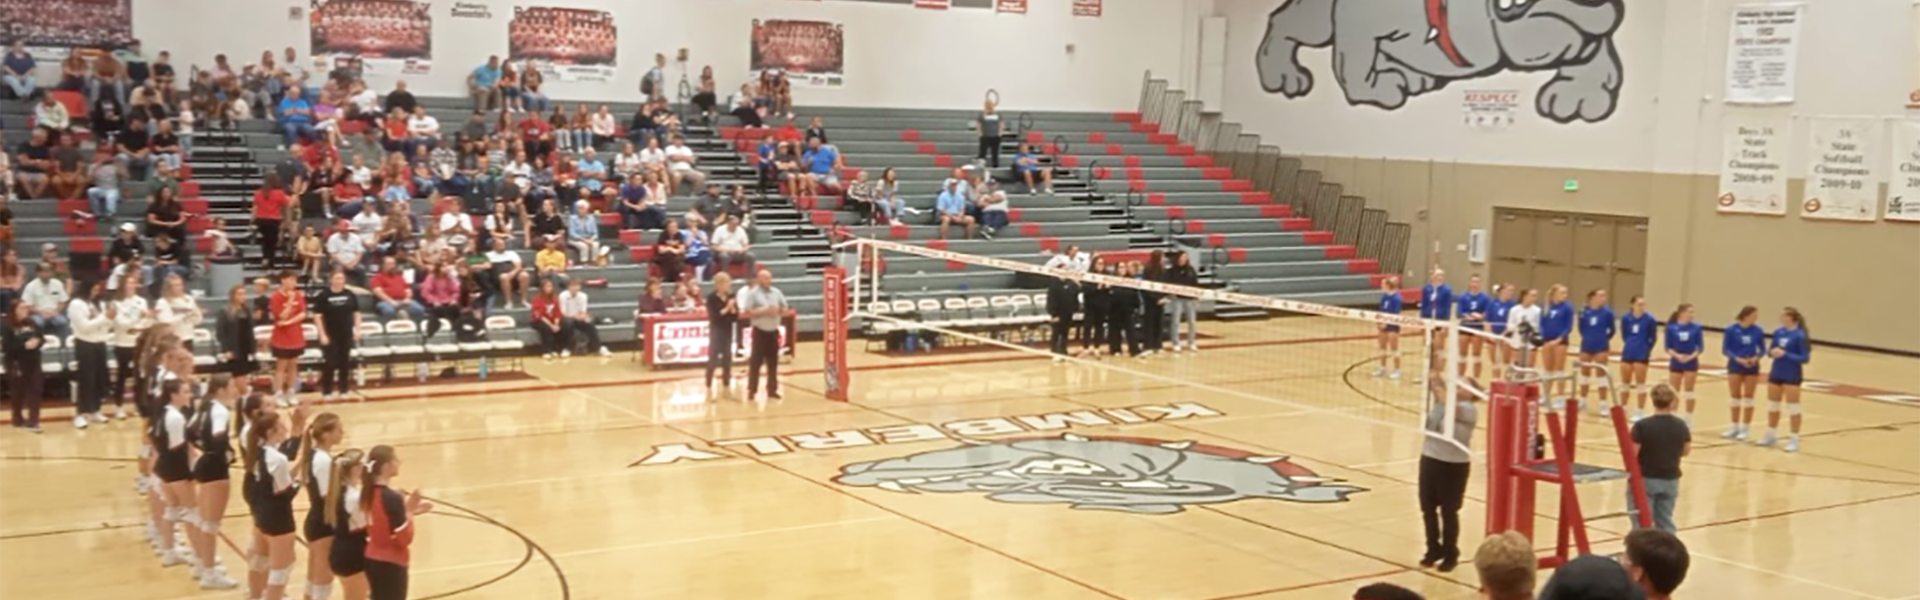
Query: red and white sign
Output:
[[822, 266, 850, 401], [914, 0, 950, 9], [996, 0, 1027, 14], [1072, 0, 1102, 17], [643, 314, 797, 367]]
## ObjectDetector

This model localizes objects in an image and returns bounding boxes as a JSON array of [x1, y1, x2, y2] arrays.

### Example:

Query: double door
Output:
[[1488, 209, 1648, 313]]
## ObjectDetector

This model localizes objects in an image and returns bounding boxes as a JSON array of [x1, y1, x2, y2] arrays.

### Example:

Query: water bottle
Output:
[[355, 364, 367, 389], [477, 356, 490, 380], [416, 361, 428, 383]]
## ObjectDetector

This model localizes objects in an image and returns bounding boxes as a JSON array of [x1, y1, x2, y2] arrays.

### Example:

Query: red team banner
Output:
[[822, 266, 850, 401], [1073, 0, 1102, 17], [914, 0, 950, 9], [996, 0, 1027, 14]]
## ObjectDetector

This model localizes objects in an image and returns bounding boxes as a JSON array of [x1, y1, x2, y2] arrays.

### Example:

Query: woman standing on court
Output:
[[1758, 308, 1810, 452], [1485, 284, 1515, 381], [3, 300, 46, 432], [1721, 306, 1766, 442], [325, 447, 371, 600], [1454, 275, 1492, 379], [68, 279, 115, 428], [111, 269, 153, 420], [364, 444, 434, 600], [297, 413, 346, 600], [1164, 252, 1200, 352], [1374, 276, 1403, 380], [1079, 256, 1110, 358], [1504, 288, 1543, 370], [1538, 285, 1575, 409], [216, 285, 260, 377], [1417, 365, 1477, 573], [1107, 262, 1140, 358], [1617, 296, 1659, 421], [1140, 250, 1167, 356], [1663, 303, 1703, 425], [268, 270, 309, 407], [1575, 289, 1615, 411], [706, 272, 739, 391], [188, 374, 242, 590]]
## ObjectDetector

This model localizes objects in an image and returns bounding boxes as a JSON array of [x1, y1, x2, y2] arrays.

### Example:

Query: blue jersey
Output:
[[1420, 283, 1453, 320], [1577, 305, 1616, 353], [1540, 301, 1575, 341], [1456, 292, 1492, 327], [1723, 323, 1766, 361], [1768, 327, 1811, 381], [1618, 312, 1658, 362], [1379, 292, 1404, 332], [1487, 299, 1513, 333], [1664, 322, 1703, 357]]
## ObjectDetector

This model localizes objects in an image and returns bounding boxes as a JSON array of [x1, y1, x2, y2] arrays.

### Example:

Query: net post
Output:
[[821, 264, 850, 401], [1486, 379, 1542, 541]]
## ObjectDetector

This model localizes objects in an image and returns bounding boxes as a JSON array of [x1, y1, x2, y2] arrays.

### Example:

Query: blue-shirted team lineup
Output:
[[1378, 268, 1814, 453]]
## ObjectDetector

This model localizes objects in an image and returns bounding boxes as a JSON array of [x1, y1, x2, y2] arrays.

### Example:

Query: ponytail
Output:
[[191, 374, 233, 443], [293, 413, 342, 486], [324, 448, 366, 529], [234, 392, 267, 466], [361, 445, 397, 514], [1667, 303, 1692, 324], [1784, 307, 1809, 340], [1736, 305, 1759, 323], [245, 411, 281, 477]]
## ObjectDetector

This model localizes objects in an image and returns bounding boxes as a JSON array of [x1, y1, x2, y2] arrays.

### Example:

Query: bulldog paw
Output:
[[1536, 76, 1617, 123], [1259, 55, 1315, 98], [1346, 69, 1410, 110]]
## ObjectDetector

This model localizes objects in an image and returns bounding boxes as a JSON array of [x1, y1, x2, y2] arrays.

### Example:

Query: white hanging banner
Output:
[[1887, 120, 1920, 222], [1717, 116, 1791, 215], [1910, 2, 1920, 108], [1724, 4, 1804, 105], [1802, 118, 1881, 221]]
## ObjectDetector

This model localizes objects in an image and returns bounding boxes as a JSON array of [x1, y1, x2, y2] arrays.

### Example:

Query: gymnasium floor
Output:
[[1, 319, 1916, 600]]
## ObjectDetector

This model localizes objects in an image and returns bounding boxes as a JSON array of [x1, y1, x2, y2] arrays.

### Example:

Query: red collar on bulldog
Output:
[[1427, 0, 1474, 68]]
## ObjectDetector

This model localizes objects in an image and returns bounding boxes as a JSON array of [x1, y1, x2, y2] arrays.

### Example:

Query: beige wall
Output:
[[1295, 156, 1920, 354]]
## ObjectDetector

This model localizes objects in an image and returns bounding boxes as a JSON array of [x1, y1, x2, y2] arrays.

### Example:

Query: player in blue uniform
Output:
[[1375, 276, 1404, 380], [1722, 306, 1767, 441], [1617, 296, 1659, 421], [1454, 275, 1493, 380], [1420, 269, 1454, 322], [1663, 303, 1704, 424], [1486, 284, 1516, 380], [1759, 307, 1811, 452], [1575, 289, 1616, 411], [1539, 285, 1575, 408]]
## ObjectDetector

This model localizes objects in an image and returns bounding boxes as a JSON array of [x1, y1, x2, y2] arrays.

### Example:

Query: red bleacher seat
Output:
[[70, 237, 105, 254], [182, 198, 210, 214], [179, 181, 200, 196], [50, 91, 86, 122]]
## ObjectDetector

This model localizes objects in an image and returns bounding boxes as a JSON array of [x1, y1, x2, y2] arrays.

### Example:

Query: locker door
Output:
[[1490, 210, 1535, 290], [1570, 216, 1615, 300], [1531, 213, 1575, 292], [1611, 218, 1650, 311]]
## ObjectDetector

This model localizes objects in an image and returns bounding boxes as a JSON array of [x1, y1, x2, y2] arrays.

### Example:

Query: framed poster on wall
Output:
[[1723, 4, 1804, 105], [751, 19, 846, 87], [509, 6, 618, 83], [0, 0, 133, 59], [310, 0, 433, 75], [1073, 0, 1103, 17], [996, 0, 1028, 14]]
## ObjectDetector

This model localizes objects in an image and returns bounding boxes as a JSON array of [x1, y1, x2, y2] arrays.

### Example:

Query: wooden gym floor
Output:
[[1, 319, 1916, 600]]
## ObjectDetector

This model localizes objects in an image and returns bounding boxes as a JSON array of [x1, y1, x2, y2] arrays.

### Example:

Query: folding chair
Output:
[[191, 329, 218, 369], [424, 319, 462, 373], [352, 322, 391, 384], [864, 301, 893, 351], [383, 320, 427, 383], [484, 316, 526, 372]]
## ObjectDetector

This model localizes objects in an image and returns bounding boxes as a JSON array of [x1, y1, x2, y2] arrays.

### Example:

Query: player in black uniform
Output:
[[154, 379, 199, 570], [325, 447, 372, 600], [297, 413, 346, 600], [188, 374, 243, 589], [246, 407, 307, 600]]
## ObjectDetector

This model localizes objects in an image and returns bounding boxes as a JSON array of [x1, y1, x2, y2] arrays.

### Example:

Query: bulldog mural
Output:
[[1256, 0, 1626, 123]]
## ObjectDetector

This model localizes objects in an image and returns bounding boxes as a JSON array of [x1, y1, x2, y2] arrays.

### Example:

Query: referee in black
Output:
[[1046, 274, 1080, 362], [738, 269, 789, 400]]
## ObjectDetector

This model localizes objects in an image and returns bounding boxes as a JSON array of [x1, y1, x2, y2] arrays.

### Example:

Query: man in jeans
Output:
[[1631, 384, 1690, 533], [469, 55, 503, 112], [709, 214, 753, 280], [370, 257, 426, 323], [737, 269, 788, 400]]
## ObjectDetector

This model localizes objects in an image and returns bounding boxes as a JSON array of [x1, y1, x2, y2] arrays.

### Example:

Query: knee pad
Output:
[[267, 568, 292, 586], [308, 583, 333, 600], [166, 506, 190, 523], [1596, 379, 1612, 391], [176, 509, 203, 529], [249, 553, 271, 573], [1768, 400, 1783, 414], [1683, 391, 1697, 402], [198, 515, 222, 534], [1787, 403, 1803, 416]]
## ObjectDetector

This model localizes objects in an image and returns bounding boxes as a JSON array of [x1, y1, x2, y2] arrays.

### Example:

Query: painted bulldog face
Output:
[[834, 434, 1365, 514]]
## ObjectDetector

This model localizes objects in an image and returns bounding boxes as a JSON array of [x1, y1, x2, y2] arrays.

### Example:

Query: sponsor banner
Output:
[[448, 1, 493, 19], [1073, 0, 1103, 17], [0, 0, 134, 60], [1724, 4, 1803, 105], [1461, 89, 1521, 129], [1888, 120, 1920, 222], [997, 0, 1028, 14], [751, 19, 846, 88], [914, 0, 950, 8], [310, 0, 433, 75], [1716, 115, 1790, 215], [822, 266, 850, 401], [644, 315, 797, 367], [1801, 117, 1881, 221], [510, 6, 617, 83]]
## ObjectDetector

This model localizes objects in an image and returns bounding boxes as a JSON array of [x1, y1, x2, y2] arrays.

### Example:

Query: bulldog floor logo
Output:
[[836, 434, 1364, 514], [1256, 0, 1626, 123]]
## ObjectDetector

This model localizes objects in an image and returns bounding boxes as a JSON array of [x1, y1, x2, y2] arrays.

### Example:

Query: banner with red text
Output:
[[1073, 0, 1103, 17], [915, 0, 950, 9], [996, 0, 1028, 14], [310, 0, 433, 75]]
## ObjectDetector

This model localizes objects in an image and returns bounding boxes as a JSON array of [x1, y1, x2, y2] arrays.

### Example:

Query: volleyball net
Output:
[[821, 237, 1511, 459]]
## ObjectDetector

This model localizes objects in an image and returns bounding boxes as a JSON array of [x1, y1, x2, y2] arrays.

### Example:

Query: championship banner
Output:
[[1887, 120, 1920, 222], [0, 0, 134, 60], [1723, 4, 1803, 105], [822, 266, 849, 402], [1073, 0, 1104, 17], [1801, 117, 1881, 221], [1717, 116, 1790, 215], [509, 6, 618, 83], [914, 0, 951, 8], [310, 0, 433, 75], [1910, 2, 1920, 108], [751, 19, 846, 88], [997, 0, 1028, 14]]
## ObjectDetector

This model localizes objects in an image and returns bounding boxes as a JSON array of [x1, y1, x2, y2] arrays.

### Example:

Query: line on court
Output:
[[405, 516, 899, 578]]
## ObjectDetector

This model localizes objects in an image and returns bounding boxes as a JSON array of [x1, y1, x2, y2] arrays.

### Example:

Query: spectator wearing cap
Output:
[[1473, 531, 1536, 600], [1622, 529, 1688, 600], [1538, 554, 1646, 600]]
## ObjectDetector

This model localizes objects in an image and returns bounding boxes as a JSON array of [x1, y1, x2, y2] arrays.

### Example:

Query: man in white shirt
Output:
[[325, 222, 369, 281], [638, 137, 667, 179], [1043, 245, 1089, 273], [710, 215, 754, 280], [437, 210, 476, 254], [664, 134, 706, 193], [613, 143, 645, 183], [407, 106, 441, 151], [21, 263, 72, 337], [977, 181, 1010, 240], [558, 279, 612, 356]]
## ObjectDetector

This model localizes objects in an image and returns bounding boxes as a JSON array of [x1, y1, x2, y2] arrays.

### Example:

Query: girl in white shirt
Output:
[[110, 274, 153, 420], [68, 280, 117, 426], [1505, 288, 1543, 368], [638, 137, 668, 177], [590, 105, 618, 149], [613, 142, 645, 181], [154, 274, 204, 344]]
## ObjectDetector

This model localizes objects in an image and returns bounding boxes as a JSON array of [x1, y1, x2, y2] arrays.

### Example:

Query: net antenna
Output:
[[828, 236, 1474, 458]]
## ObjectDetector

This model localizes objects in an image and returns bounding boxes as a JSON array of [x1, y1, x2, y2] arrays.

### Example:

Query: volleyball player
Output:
[[1454, 275, 1491, 379], [1538, 285, 1574, 408], [364, 445, 433, 600], [236, 392, 275, 598], [188, 374, 242, 589], [1107, 262, 1140, 358], [1575, 289, 1615, 412], [139, 334, 182, 558], [247, 407, 308, 600], [298, 413, 346, 600], [1505, 288, 1542, 370], [1079, 256, 1110, 358], [1420, 268, 1453, 324], [269, 270, 309, 407], [1664, 304, 1704, 425], [1375, 276, 1403, 380], [1759, 308, 1811, 452], [154, 379, 199, 568], [326, 448, 372, 600], [1721, 306, 1766, 441], [1485, 284, 1515, 380], [1618, 296, 1659, 422]]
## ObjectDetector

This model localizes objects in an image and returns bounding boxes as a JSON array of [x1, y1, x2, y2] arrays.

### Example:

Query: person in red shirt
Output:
[[255, 173, 292, 269], [268, 270, 308, 407], [362, 444, 432, 600], [530, 279, 568, 359], [382, 109, 413, 157], [516, 111, 554, 160]]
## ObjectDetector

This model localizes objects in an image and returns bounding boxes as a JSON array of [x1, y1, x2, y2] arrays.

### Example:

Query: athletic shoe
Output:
[[160, 550, 191, 567], [1783, 436, 1800, 453], [73, 416, 88, 429], [26, 426, 41, 434], [199, 570, 239, 590], [1682, 414, 1693, 428], [90, 412, 108, 424], [561, 349, 571, 358], [1372, 368, 1386, 378], [115, 406, 129, 420], [1389, 371, 1402, 381], [1732, 428, 1749, 442], [769, 391, 784, 400], [1720, 426, 1741, 440], [598, 347, 613, 357], [1753, 431, 1777, 447], [1629, 410, 1643, 424]]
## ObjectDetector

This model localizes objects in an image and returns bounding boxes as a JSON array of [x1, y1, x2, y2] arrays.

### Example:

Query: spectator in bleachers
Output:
[[590, 105, 618, 150], [296, 226, 325, 280], [481, 201, 518, 249], [151, 120, 183, 171], [151, 51, 178, 104], [975, 98, 1004, 168], [420, 262, 462, 339], [151, 234, 190, 291], [20, 262, 70, 338], [936, 179, 974, 241], [0, 249, 19, 310], [469, 55, 504, 113], [89, 52, 130, 107], [692, 66, 719, 124], [653, 218, 689, 281], [128, 87, 165, 133], [34, 93, 69, 135], [380, 107, 411, 156], [686, 184, 726, 232], [13, 129, 52, 199], [566, 200, 607, 266], [57, 53, 86, 92], [800, 136, 839, 195], [106, 221, 144, 265], [638, 136, 668, 181], [346, 79, 381, 135], [517, 111, 555, 159], [665, 134, 706, 196], [459, 110, 489, 145], [634, 276, 669, 322], [710, 214, 754, 281], [1013, 143, 1054, 195], [568, 104, 594, 152], [486, 237, 531, 309], [804, 117, 829, 145], [730, 83, 765, 129], [534, 238, 570, 289], [977, 181, 1009, 239], [144, 185, 188, 241], [547, 105, 575, 153], [90, 88, 127, 144], [254, 172, 292, 268], [1, 41, 34, 100], [522, 68, 549, 114], [617, 173, 659, 231], [85, 151, 125, 220], [370, 256, 426, 323], [116, 114, 154, 179], [48, 132, 87, 200], [407, 105, 442, 152], [327, 219, 369, 282], [276, 86, 315, 150], [627, 102, 661, 148], [530, 278, 567, 359], [670, 280, 703, 313], [763, 70, 793, 122], [575, 147, 609, 199], [559, 279, 611, 357], [498, 63, 521, 113], [384, 79, 418, 117], [0, 154, 12, 203], [612, 141, 644, 183], [772, 141, 802, 191]]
